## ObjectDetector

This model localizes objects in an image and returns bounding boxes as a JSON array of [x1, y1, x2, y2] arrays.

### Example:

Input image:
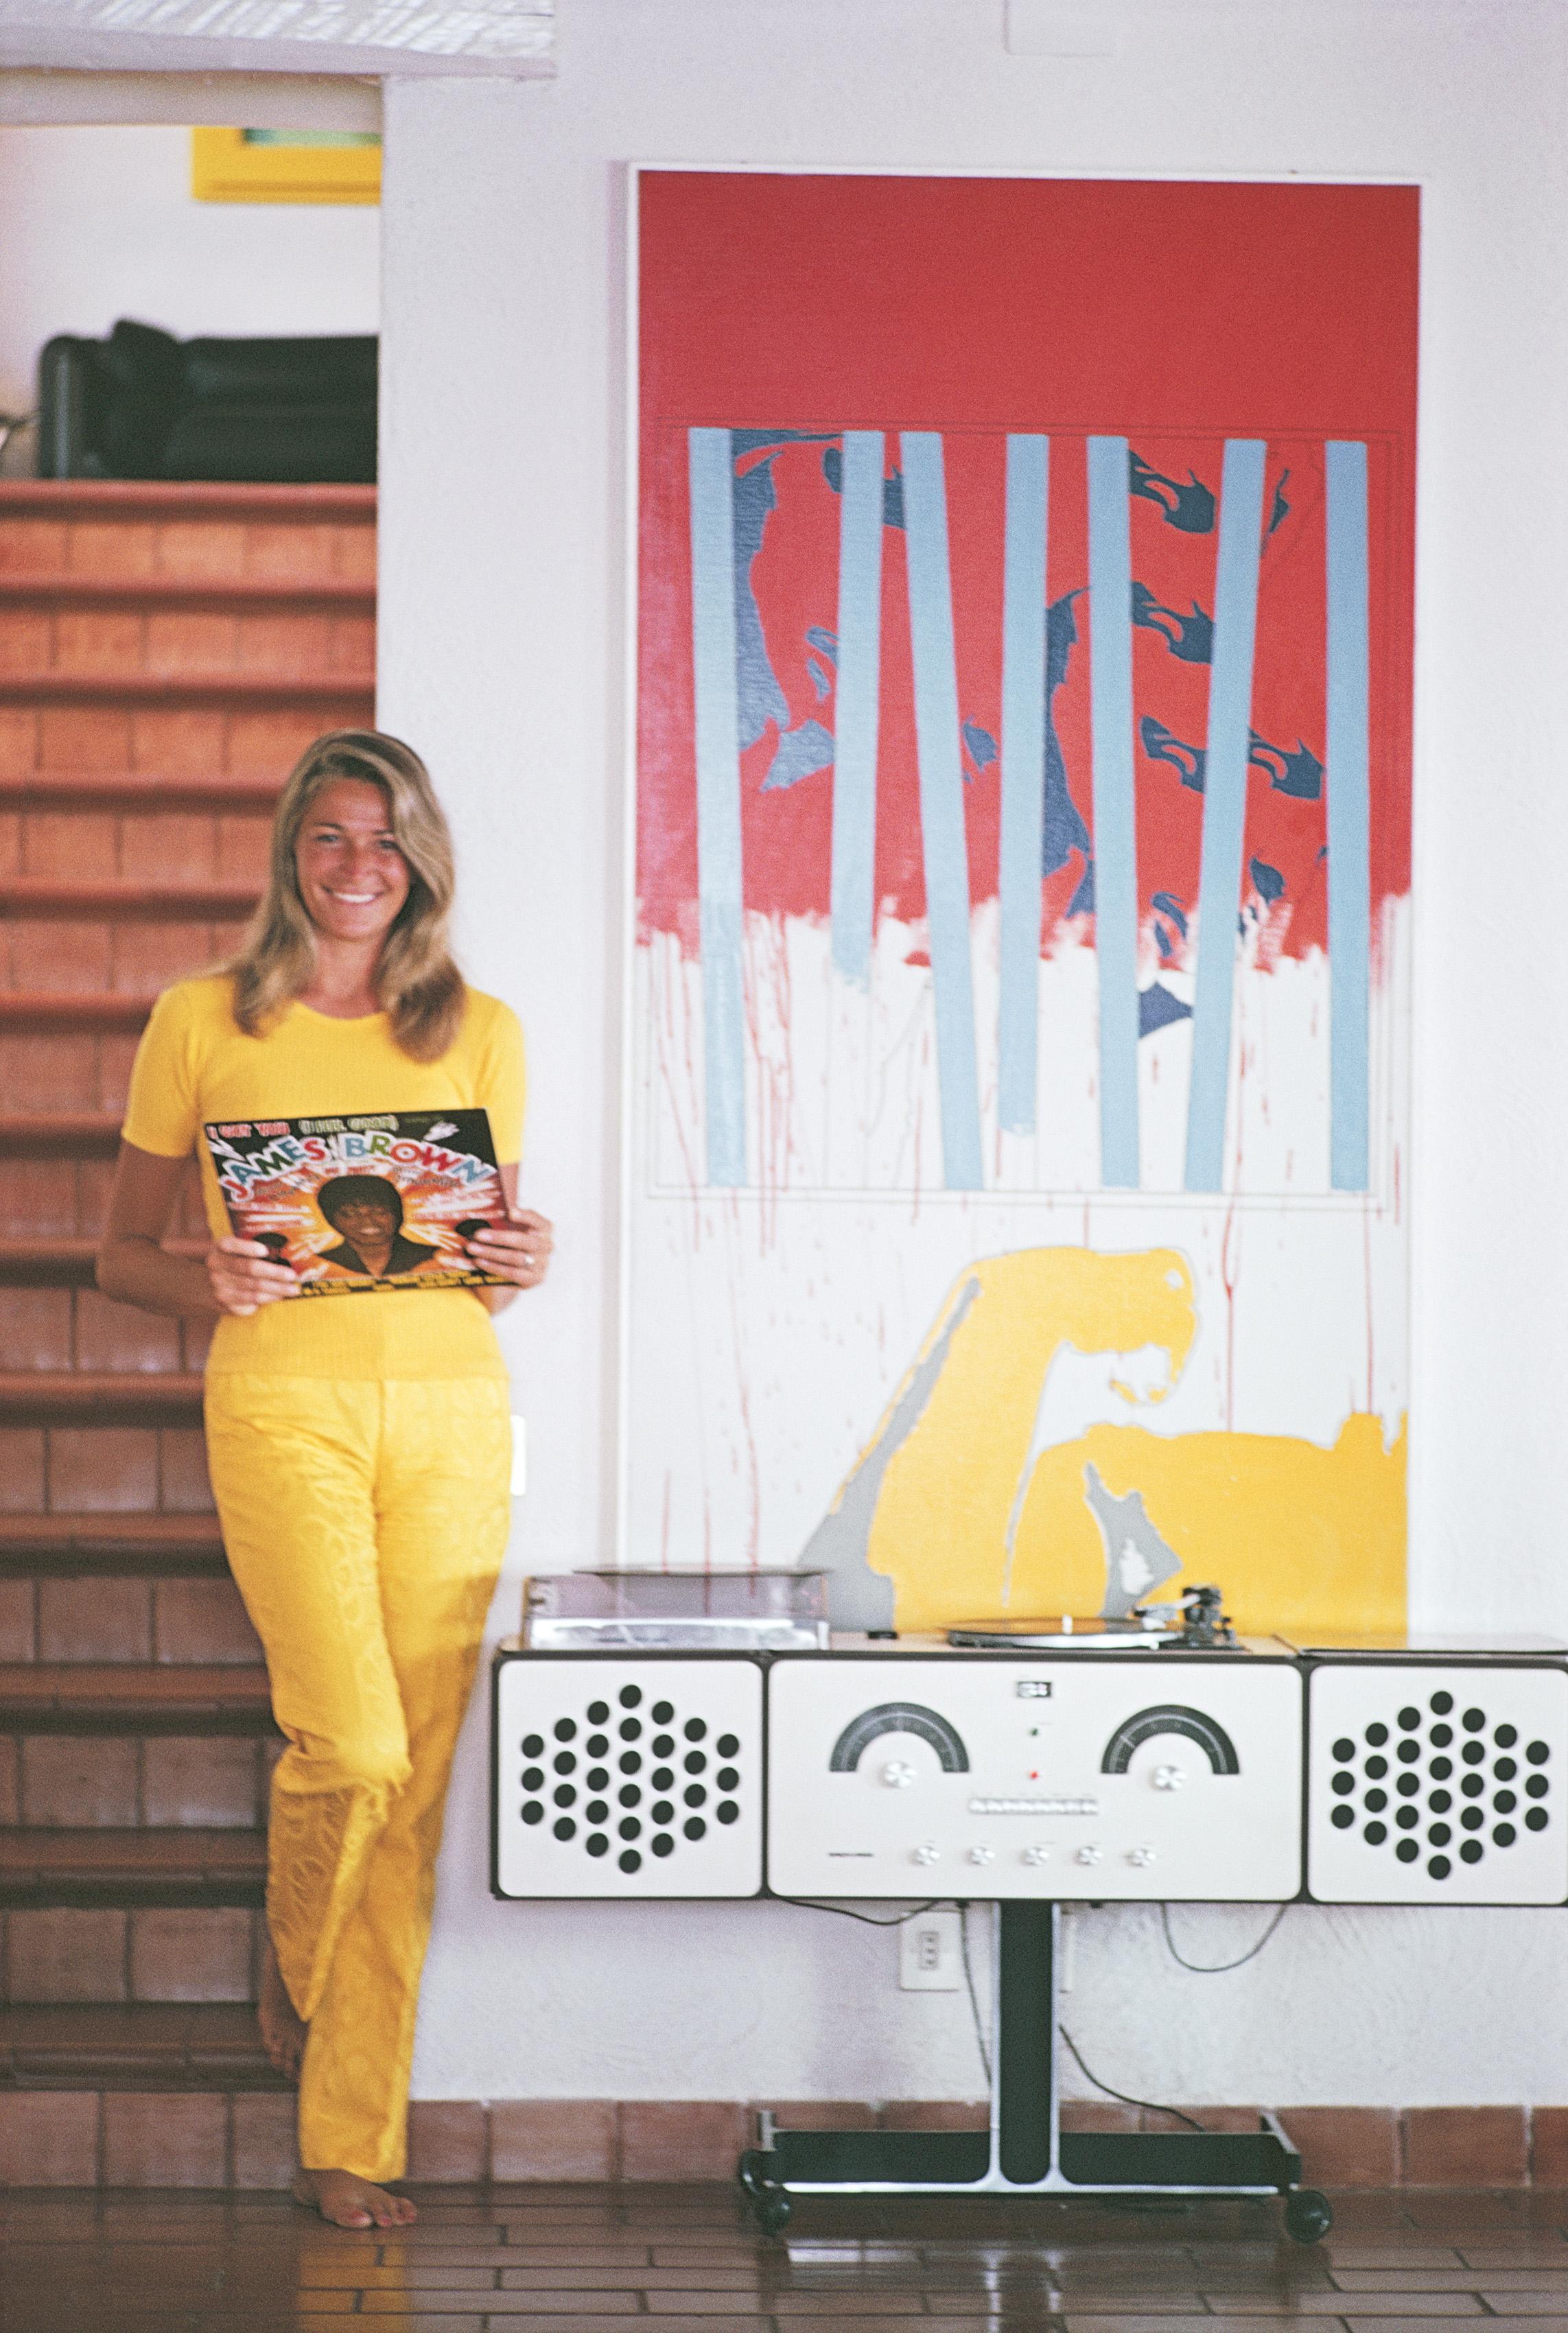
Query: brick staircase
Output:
[[0, 481, 375, 2188]]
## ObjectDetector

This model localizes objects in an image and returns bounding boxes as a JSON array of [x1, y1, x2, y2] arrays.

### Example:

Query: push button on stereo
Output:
[[912, 1842, 941, 1866], [1075, 1844, 1102, 1866], [882, 1761, 917, 1790]]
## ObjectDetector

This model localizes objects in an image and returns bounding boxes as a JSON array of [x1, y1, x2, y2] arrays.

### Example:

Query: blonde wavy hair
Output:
[[226, 730, 465, 1062]]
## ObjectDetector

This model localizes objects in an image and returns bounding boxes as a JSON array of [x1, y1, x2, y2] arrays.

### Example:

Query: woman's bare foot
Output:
[[292, 2168, 417, 2228], [257, 1937, 307, 2081]]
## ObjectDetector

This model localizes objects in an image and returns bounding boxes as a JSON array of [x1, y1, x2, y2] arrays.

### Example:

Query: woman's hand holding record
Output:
[[207, 1233, 301, 1317], [461, 1204, 553, 1289]]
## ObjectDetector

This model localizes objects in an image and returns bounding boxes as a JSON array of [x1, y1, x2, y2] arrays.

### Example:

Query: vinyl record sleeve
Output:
[[202, 1109, 508, 1296]]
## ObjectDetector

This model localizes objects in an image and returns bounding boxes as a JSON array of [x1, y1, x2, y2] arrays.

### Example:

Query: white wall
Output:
[[377, 0, 1568, 2108], [0, 123, 379, 417]]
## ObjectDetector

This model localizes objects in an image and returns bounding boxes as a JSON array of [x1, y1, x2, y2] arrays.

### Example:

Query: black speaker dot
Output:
[[1430, 1756, 1453, 1780], [1461, 1807, 1484, 1831], [619, 1783, 641, 1808], [521, 1766, 543, 1792], [1462, 1708, 1486, 1733], [1431, 1691, 1454, 1717], [1398, 1707, 1420, 1731], [620, 1750, 642, 1775], [1396, 1838, 1419, 1862], [652, 1700, 675, 1724], [1526, 1807, 1549, 1832], [1495, 1722, 1518, 1748], [522, 1733, 545, 1758], [717, 1733, 740, 1757], [1495, 1757, 1517, 1782], [653, 1734, 675, 1758], [1396, 1806, 1418, 1829], [684, 1783, 706, 1808], [1331, 1805, 1355, 1829], [1495, 1822, 1517, 1849], [683, 1816, 706, 1842], [1462, 1743, 1485, 1767], [651, 1800, 674, 1825], [587, 1700, 609, 1724], [586, 1800, 608, 1825], [554, 1717, 576, 1742], [652, 1767, 675, 1792], [1366, 1787, 1388, 1813], [685, 1750, 707, 1774], [554, 1750, 576, 1774], [587, 1766, 609, 1792], [716, 1800, 739, 1826], [1397, 1740, 1420, 1765], [1528, 1741, 1552, 1766], [554, 1784, 576, 1809], [1495, 1790, 1517, 1816], [1366, 1754, 1389, 1780], [619, 1849, 642, 1874], [1331, 1772, 1355, 1796], [1429, 1790, 1452, 1815], [1527, 1775, 1549, 1800], [1460, 1839, 1484, 1864], [587, 1734, 609, 1758], [1333, 1737, 1355, 1762], [1428, 1855, 1451, 1881], [1366, 1722, 1389, 1747], [619, 1684, 642, 1709], [651, 1833, 675, 1858], [716, 1767, 740, 1792], [685, 1717, 707, 1742], [620, 1716, 642, 1742], [586, 1833, 608, 1858], [1428, 1823, 1451, 1848], [1462, 1773, 1484, 1797], [1430, 1724, 1453, 1750], [1365, 1820, 1388, 1845], [553, 1817, 576, 1842], [619, 1816, 642, 1842], [522, 1801, 543, 1825], [1397, 1774, 1419, 1798]]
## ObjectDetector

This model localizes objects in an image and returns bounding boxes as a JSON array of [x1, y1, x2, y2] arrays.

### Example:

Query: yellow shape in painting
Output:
[[856, 1245, 1405, 1639]]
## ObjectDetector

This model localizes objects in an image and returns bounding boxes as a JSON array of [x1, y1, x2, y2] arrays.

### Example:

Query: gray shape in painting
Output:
[[762, 718, 835, 791], [1083, 1461, 1181, 1619], [800, 1276, 983, 1631], [732, 450, 791, 749]]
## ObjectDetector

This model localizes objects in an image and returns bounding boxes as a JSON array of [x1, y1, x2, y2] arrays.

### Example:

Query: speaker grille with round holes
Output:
[[1309, 1665, 1568, 1906], [495, 1656, 762, 1898]]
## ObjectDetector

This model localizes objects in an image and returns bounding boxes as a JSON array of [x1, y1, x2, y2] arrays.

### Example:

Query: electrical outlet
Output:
[[899, 1908, 961, 1991]]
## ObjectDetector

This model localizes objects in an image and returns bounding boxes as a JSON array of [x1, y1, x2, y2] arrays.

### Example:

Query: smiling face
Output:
[[331, 1194, 400, 1247], [294, 777, 411, 948]]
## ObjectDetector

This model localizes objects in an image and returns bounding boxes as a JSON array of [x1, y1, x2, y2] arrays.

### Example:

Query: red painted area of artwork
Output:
[[637, 174, 1416, 959]]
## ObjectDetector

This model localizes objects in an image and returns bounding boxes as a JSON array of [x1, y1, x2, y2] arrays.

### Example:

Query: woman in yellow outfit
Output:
[[98, 730, 552, 2231]]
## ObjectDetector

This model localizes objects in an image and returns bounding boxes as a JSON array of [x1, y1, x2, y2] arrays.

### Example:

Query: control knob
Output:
[[1075, 1844, 1102, 1867], [1127, 1845, 1158, 1868], [1152, 1764, 1185, 1792], [912, 1842, 941, 1867], [967, 1844, 994, 1867], [1022, 1844, 1050, 1868], [882, 1761, 917, 1790]]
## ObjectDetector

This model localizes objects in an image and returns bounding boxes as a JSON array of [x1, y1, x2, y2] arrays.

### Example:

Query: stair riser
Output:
[[0, 1151, 207, 1231], [1, 1735, 274, 1826], [0, 500, 375, 589], [0, 1288, 210, 1373], [1, 808, 272, 886], [0, 702, 371, 787], [0, 1908, 262, 2003], [5, 920, 239, 999], [0, 1574, 259, 1665], [0, 609, 373, 688], [0, 1424, 215, 1517]]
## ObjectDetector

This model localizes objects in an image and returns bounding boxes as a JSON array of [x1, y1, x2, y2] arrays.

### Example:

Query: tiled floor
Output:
[[5, 2185, 1568, 2333]]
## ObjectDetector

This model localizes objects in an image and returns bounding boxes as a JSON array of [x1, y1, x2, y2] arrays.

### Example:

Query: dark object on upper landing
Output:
[[37, 318, 377, 484]]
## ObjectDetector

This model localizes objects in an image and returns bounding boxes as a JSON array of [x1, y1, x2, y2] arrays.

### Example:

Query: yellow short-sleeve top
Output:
[[122, 972, 525, 1383]]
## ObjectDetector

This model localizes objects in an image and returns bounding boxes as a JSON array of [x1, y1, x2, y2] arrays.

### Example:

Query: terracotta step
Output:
[[0, 2000, 280, 2089], [0, 1372, 203, 1425], [0, 574, 373, 609], [0, 480, 375, 520], [0, 771, 282, 811], [0, 672, 372, 707], [0, 1827, 266, 1909], [0, 1514, 226, 1579], [0, 1112, 122, 1156], [0, 1238, 204, 1287], [0, 1663, 276, 1734], [0, 880, 257, 922], [0, 996, 152, 1033]]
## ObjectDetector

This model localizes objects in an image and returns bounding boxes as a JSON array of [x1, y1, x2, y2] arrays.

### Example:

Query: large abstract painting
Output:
[[629, 174, 1416, 1637]]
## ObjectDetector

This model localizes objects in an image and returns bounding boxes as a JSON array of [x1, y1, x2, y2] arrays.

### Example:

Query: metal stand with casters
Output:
[[738, 1902, 1332, 2244]]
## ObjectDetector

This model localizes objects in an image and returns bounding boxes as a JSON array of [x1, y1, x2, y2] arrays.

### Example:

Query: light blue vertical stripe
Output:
[[998, 435, 1049, 1136], [899, 431, 984, 1193], [1326, 440, 1371, 1192], [1086, 436, 1140, 1189], [1184, 438, 1267, 1193], [830, 431, 885, 987], [687, 427, 747, 1187]]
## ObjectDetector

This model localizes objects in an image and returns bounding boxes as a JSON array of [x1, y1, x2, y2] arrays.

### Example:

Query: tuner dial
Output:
[[1127, 1845, 1158, 1868], [912, 1842, 941, 1867], [1022, 1845, 1050, 1868], [967, 1844, 994, 1866], [1075, 1844, 1102, 1867], [882, 1760, 917, 1790], [1152, 1763, 1185, 1792]]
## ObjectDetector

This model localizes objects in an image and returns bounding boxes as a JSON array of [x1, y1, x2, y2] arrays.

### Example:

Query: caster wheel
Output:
[[1284, 2189, 1333, 2244], [753, 2190, 793, 2236], [737, 2148, 769, 2201]]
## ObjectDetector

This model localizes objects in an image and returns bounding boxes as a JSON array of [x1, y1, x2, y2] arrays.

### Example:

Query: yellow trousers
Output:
[[204, 1374, 511, 2182]]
